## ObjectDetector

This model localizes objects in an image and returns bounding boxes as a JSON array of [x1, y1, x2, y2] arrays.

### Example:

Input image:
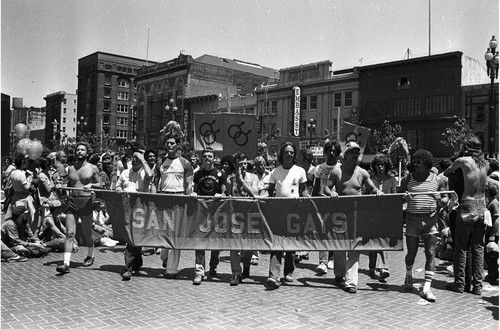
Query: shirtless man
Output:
[[444, 136, 489, 295], [325, 141, 383, 293], [56, 142, 102, 274]]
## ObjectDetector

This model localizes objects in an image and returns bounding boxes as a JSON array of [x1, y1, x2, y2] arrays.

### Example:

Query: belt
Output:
[[160, 191, 184, 195], [408, 210, 436, 218], [70, 192, 92, 197]]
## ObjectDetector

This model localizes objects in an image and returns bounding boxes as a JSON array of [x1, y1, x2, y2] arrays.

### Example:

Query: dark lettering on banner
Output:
[[95, 191, 404, 251]]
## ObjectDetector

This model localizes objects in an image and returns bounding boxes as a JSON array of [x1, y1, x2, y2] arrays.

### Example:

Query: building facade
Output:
[[358, 51, 491, 158], [44, 91, 77, 146], [77, 52, 155, 145], [1, 93, 11, 156], [134, 53, 278, 148], [254, 61, 359, 149]]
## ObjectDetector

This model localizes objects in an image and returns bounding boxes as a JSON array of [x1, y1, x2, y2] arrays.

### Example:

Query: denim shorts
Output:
[[405, 211, 438, 237]]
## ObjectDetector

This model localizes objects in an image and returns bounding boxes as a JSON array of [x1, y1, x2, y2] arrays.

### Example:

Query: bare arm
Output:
[[268, 182, 276, 197], [443, 158, 464, 177]]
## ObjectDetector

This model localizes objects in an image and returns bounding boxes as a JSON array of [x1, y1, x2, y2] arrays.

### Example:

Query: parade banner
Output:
[[194, 113, 257, 158], [95, 191, 404, 251]]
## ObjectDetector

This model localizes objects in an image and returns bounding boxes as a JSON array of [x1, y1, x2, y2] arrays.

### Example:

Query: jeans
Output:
[[209, 250, 221, 270], [230, 250, 252, 275], [368, 251, 388, 271], [1, 241, 16, 259], [160, 248, 181, 274], [344, 251, 360, 288], [269, 251, 295, 280], [124, 245, 143, 272], [453, 200, 486, 290]]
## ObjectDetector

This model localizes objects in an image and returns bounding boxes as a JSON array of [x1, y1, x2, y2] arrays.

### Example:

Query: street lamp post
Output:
[[485, 36, 499, 158], [307, 118, 316, 146], [77, 115, 87, 141], [164, 98, 178, 122]]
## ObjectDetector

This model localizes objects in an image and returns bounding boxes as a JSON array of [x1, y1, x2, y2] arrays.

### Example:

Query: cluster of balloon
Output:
[[13, 123, 28, 139], [16, 139, 44, 160]]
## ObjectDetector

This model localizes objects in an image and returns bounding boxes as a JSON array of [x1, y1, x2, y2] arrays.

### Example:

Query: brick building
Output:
[[77, 52, 155, 145], [134, 53, 278, 148]]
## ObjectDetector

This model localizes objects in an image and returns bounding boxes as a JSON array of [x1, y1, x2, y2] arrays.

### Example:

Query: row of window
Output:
[[102, 117, 128, 126], [62, 99, 77, 104], [261, 91, 354, 115], [104, 77, 135, 89], [103, 90, 135, 101], [62, 108, 77, 114]]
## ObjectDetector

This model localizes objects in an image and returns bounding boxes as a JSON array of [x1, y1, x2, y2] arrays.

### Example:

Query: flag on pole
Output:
[[339, 122, 371, 162]]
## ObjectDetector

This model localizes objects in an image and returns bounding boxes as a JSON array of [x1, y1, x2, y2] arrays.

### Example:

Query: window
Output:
[[398, 77, 410, 90], [74, 100, 77, 104], [103, 115, 110, 125], [116, 117, 128, 126], [309, 96, 317, 110], [104, 89, 111, 99], [118, 79, 129, 88], [263, 101, 269, 115], [345, 92, 352, 107], [117, 105, 129, 113], [117, 130, 128, 138], [63, 108, 67, 114], [74, 108, 76, 113], [104, 64, 112, 70], [62, 118, 66, 123], [103, 103, 110, 112], [236, 84, 242, 92], [73, 127, 75, 132], [62, 127, 66, 132], [104, 75, 111, 86], [477, 106, 485, 122], [117, 92, 129, 100], [63, 99, 67, 104], [73, 118, 76, 122], [271, 100, 277, 114], [334, 93, 342, 107]]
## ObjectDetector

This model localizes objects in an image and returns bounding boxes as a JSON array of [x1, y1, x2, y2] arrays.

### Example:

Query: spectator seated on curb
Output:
[[92, 201, 118, 247], [1, 240, 28, 262], [1, 203, 50, 258], [38, 208, 69, 252]]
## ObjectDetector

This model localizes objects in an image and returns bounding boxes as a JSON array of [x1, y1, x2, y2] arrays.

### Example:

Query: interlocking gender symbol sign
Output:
[[199, 120, 220, 145], [228, 122, 252, 146]]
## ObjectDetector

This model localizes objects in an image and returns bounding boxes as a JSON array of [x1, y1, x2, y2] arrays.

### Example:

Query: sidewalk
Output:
[[1, 244, 498, 329]]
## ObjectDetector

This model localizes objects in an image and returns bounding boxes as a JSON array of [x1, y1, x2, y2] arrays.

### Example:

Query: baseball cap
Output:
[[344, 141, 361, 154]]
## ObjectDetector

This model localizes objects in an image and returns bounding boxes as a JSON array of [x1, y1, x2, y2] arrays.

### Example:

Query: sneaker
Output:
[[335, 276, 345, 283], [164, 273, 177, 279], [121, 271, 132, 281], [446, 265, 454, 277], [251, 255, 259, 266], [101, 237, 118, 247], [230, 274, 241, 286], [82, 256, 94, 267], [6, 255, 28, 263], [420, 289, 436, 302], [327, 260, 334, 270], [344, 286, 357, 294], [193, 274, 203, 285], [56, 264, 70, 274], [446, 282, 464, 293], [266, 277, 280, 289], [404, 275, 413, 291], [368, 268, 377, 279], [379, 268, 390, 280], [316, 263, 328, 275], [471, 287, 482, 295], [284, 274, 294, 283], [242, 266, 250, 279]]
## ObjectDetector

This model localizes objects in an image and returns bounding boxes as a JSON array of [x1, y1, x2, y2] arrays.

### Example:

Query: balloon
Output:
[[14, 123, 28, 139], [26, 140, 43, 160], [16, 138, 31, 155]]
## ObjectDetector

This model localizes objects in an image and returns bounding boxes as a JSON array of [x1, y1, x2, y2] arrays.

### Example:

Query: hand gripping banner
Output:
[[95, 191, 404, 251]]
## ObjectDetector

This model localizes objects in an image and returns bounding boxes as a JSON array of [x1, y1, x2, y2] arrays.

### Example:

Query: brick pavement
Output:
[[1, 244, 498, 329]]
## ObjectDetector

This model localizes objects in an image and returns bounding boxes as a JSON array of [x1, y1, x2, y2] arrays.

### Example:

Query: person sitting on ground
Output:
[[38, 209, 67, 252], [92, 201, 117, 247], [1, 203, 49, 258], [1, 240, 28, 262]]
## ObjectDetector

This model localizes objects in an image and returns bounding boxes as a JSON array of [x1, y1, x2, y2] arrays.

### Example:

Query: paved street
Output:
[[1, 242, 498, 329]]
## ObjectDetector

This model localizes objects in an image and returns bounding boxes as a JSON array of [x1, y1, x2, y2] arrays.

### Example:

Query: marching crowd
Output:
[[1, 129, 498, 302]]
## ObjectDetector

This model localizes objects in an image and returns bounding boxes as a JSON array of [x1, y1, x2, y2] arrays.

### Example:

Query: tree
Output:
[[371, 120, 403, 153], [440, 117, 476, 153]]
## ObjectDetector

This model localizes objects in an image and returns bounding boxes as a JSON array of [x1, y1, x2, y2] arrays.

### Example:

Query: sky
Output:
[[1, 0, 499, 107]]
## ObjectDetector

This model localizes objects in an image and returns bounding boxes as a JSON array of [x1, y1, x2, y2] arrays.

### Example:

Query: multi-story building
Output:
[[135, 53, 278, 148], [462, 82, 499, 158], [357, 51, 491, 158], [77, 52, 155, 145], [254, 60, 359, 148], [1, 93, 11, 156], [44, 91, 77, 146]]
